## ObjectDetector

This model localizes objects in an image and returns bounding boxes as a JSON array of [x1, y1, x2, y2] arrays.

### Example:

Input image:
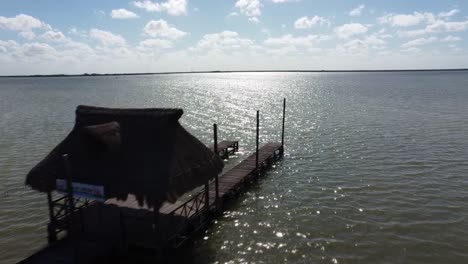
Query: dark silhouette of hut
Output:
[[25, 105, 224, 244]]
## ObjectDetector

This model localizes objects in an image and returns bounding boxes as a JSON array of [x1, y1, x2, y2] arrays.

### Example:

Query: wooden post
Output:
[[62, 154, 75, 235], [62, 154, 77, 262], [256, 110, 260, 176], [213, 124, 219, 204], [281, 98, 286, 151], [152, 205, 160, 240], [46, 191, 57, 244], [204, 183, 210, 210]]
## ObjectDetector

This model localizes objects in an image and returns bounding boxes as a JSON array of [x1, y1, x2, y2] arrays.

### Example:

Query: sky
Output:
[[1, 0, 468, 75]]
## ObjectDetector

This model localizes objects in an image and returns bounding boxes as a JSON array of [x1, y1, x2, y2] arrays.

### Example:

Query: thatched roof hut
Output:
[[25, 105, 224, 210]]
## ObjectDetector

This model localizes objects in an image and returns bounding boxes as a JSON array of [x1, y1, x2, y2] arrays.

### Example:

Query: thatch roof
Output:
[[25, 105, 224, 209]]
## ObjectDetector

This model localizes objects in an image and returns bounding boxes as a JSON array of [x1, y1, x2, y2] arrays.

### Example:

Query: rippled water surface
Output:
[[1, 72, 468, 264]]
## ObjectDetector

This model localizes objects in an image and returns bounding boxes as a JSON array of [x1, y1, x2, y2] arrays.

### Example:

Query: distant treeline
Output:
[[1, 69, 468, 78]]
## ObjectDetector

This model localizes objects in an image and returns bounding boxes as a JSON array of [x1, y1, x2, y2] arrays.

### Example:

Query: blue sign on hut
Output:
[[25, 105, 224, 252]]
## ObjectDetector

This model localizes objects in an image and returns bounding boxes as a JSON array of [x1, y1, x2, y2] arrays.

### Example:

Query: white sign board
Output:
[[56, 179, 105, 202]]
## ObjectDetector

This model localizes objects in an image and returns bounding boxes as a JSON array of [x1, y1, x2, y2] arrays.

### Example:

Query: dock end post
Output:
[[256, 110, 260, 177], [281, 98, 286, 155], [214, 124, 219, 208]]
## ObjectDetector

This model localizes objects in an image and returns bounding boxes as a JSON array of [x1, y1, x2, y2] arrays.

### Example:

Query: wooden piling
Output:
[[213, 124, 219, 204], [62, 154, 75, 235], [256, 110, 259, 176], [46, 191, 57, 244], [281, 98, 286, 149]]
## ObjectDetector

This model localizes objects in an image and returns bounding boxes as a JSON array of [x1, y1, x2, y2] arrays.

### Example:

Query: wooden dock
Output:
[[20, 99, 287, 263], [20, 142, 283, 263]]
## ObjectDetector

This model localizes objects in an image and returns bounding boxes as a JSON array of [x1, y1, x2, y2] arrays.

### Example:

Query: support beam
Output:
[[281, 98, 286, 150], [213, 124, 219, 205], [204, 183, 210, 210], [62, 154, 75, 235], [256, 110, 260, 176], [46, 191, 57, 244]]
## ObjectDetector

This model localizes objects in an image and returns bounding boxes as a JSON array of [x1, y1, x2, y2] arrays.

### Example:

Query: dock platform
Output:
[[210, 140, 239, 159], [20, 142, 284, 263]]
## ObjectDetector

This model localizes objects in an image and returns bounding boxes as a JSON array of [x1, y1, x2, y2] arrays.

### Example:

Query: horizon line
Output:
[[1, 68, 468, 78]]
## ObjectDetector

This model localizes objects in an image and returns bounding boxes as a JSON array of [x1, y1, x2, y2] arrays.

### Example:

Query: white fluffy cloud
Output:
[[270, 0, 300, 2], [41, 30, 68, 42], [294, 16, 329, 29], [139, 38, 172, 49], [133, 0, 187, 16], [379, 12, 435, 27], [438, 9, 459, 18], [398, 19, 468, 37], [337, 35, 386, 54], [249, 17, 261, 24], [22, 42, 56, 57], [350, 5, 365, 17], [18, 31, 36, 40], [264, 34, 325, 46], [426, 20, 468, 33], [235, 0, 262, 17], [401, 37, 437, 48], [89, 29, 126, 46], [441, 35, 461, 42], [111, 9, 139, 19], [334, 23, 368, 38], [192, 31, 254, 52], [0, 14, 49, 32], [143, 19, 187, 39]]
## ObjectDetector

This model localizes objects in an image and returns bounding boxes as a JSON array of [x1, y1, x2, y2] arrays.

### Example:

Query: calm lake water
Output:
[[1, 72, 468, 264]]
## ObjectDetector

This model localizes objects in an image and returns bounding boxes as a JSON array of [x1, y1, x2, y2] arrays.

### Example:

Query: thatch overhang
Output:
[[25, 105, 224, 209]]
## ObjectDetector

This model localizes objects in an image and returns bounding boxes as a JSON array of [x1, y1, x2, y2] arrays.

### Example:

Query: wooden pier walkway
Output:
[[210, 140, 238, 159], [162, 142, 282, 217]]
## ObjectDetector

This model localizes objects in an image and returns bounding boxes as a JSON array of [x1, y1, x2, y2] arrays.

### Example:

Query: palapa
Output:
[[25, 105, 224, 210]]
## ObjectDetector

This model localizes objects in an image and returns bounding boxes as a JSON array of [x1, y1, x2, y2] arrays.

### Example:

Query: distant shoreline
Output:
[[1, 68, 468, 78]]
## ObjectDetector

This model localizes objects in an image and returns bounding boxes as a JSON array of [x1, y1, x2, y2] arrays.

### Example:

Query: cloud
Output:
[[397, 29, 427, 38], [350, 5, 365, 17], [0, 14, 49, 32], [22, 42, 57, 57], [294, 16, 329, 29], [426, 20, 468, 32], [89, 29, 126, 46], [192, 31, 254, 52], [111, 9, 139, 19], [227, 12, 239, 18], [441, 35, 461, 42], [235, 0, 262, 17], [249, 17, 260, 24], [379, 12, 435, 27], [438, 9, 459, 18], [270, 0, 300, 2], [69, 28, 87, 38], [41, 30, 68, 42], [264, 34, 321, 46], [334, 23, 368, 38], [401, 37, 437, 48], [337, 35, 386, 54], [139, 38, 172, 49], [133, 0, 187, 16], [19, 31, 36, 40], [143, 19, 187, 39]]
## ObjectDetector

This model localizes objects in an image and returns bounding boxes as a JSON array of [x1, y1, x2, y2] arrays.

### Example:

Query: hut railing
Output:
[[166, 189, 209, 246], [47, 193, 94, 242]]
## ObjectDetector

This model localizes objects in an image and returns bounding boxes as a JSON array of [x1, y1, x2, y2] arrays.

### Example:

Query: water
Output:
[[1, 72, 468, 263]]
